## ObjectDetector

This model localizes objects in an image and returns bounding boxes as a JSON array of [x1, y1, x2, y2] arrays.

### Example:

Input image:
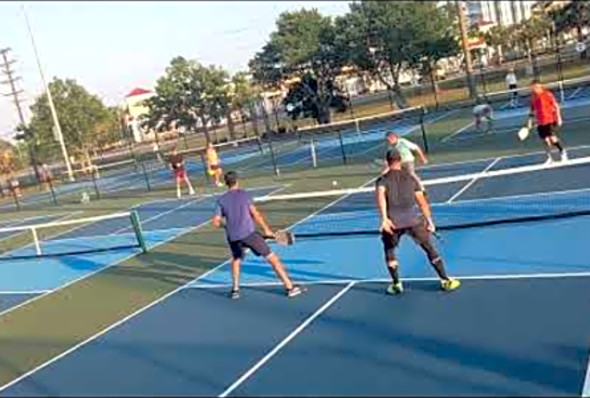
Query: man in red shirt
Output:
[[529, 79, 567, 164]]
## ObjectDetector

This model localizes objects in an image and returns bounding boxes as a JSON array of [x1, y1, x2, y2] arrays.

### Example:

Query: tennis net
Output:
[[0, 211, 148, 260], [295, 106, 426, 144], [253, 155, 590, 238]]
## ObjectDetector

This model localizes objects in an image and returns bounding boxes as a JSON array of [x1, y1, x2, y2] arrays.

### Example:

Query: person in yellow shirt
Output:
[[205, 143, 224, 187]]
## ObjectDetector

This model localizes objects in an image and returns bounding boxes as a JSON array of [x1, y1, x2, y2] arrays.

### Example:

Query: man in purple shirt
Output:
[[212, 171, 304, 300]]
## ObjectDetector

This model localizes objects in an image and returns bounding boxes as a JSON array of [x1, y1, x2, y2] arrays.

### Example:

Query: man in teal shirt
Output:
[[384, 131, 428, 189]]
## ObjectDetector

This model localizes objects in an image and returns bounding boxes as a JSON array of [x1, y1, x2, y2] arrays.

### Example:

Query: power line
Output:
[[0, 47, 41, 183]]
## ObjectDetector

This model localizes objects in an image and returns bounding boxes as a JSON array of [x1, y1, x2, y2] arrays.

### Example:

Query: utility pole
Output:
[[456, 0, 478, 100], [22, 5, 74, 182], [0, 47, 41, 183]]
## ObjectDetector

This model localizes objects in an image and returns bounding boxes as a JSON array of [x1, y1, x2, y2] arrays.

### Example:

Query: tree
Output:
[[482, 25, 514, 63], [231, 72, 259, 137], [145, 56, 230, 144], [250, 9, 347, 124], [550, 1, 590, 41], [28, 78, 117, 167], [283, 74, 347, 121], [337, 1, 457, 109], [248, 43, 283, 132], [514, 15, 552, 77], [549, 1, 590, 58], [410, 3, 460, 102]]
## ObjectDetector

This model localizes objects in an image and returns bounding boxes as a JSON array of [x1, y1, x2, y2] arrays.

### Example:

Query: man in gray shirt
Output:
[[212, 171, 304, 299], [376, 148, 460, 295]]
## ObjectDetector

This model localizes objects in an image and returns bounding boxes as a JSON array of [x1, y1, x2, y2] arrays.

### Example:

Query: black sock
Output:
[[431, 257, 448, 280], [388, 265, 400, 284], [553, 141, 564, 153]]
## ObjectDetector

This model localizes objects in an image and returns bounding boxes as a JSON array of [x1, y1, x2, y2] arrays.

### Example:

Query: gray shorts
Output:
[[229, 232, 272, 260]]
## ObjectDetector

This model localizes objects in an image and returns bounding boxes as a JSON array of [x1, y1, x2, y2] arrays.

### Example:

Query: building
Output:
[[124, 87, 155, 143], [463, 1, 535, 28]]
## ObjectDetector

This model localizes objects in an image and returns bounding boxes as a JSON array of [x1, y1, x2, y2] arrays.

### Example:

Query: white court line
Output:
[[582, 357, 590, 397], [0, 170, 380, 392], [567, 86, 583, 100], [113, 195, 208, 234], [0, 189, 240, 324], [0, 211, 82, 245], [0, 184, 287, 393], [0, 290, 51, 295], [218, 281, 356, 397], [0, 107, 457, 391], [446, 157, 502, 203], [441, 121, 475, 143], [134, 184, 286, 208], [189, 271, 590, 290]]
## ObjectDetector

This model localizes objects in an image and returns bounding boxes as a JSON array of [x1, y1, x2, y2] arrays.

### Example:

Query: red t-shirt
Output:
[[530, 90, 558, 125]]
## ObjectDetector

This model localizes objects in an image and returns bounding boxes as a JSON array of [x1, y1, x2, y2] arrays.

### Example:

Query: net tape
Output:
[[254, 157, 590, 238], [0, 211, 146, 260]]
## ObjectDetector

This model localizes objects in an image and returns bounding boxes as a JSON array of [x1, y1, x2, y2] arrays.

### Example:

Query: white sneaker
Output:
[[189, 189, 196, 195], [561, 151, 569, 162], [544, 156, 554, 165], [177, 192, 182, 199]]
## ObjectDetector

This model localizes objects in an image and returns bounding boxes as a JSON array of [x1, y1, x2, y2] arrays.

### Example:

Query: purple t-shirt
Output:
[[215, 189, 256, 241]]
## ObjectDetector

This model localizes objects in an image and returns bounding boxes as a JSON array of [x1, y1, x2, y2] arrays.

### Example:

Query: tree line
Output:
[[10, 0, 590, 174]]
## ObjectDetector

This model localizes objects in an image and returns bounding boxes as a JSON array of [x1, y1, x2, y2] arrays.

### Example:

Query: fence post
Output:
[[420, 107, 430, 154]]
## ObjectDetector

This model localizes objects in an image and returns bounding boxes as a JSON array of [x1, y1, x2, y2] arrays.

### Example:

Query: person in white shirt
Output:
[[506, 68, 519, 107]]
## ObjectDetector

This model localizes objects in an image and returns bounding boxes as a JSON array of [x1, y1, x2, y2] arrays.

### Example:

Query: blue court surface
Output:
[[0, 185, 281, 316], [1, 149, 589, 396]]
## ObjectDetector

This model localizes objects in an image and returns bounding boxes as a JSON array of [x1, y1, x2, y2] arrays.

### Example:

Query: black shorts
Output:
[[537, 123, 557, 139], [381, 220, 432, 261], [229, 232, 272, 260], [509, 84, 517, 90]]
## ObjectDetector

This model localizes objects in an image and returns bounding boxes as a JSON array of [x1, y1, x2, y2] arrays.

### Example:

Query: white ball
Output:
[[332, 180, 338, 186]]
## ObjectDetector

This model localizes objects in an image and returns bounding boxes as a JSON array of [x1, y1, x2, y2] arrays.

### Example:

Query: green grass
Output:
[[0, 93, 589, 388]]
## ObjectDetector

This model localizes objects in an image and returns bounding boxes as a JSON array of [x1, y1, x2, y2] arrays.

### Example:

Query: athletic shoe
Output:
[[561, 150, 569, 162], [189, 189, 196, 196], [544, 156, 554, 165], [287, 285, 306, 298], [229, 289, 240, 300], [386, 281, 404, 295], [440, 278, 461, 292]]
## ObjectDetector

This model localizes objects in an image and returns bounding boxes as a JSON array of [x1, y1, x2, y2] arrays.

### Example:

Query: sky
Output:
[[0, 1, 351, 141]]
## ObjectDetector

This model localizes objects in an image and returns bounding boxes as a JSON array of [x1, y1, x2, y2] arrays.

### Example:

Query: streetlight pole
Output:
[[456, 0, 478, 100], [22, 5, 74, 181]]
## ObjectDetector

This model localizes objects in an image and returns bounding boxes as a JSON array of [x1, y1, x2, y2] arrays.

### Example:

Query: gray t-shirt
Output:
[[376, 169, 421, 229], [215, 189, 256, 241]]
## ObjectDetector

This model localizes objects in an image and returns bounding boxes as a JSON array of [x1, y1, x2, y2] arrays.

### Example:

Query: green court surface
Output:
[[0, 92, 588, 393]]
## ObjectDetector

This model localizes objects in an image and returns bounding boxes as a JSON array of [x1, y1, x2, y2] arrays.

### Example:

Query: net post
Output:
[[310, 138, 317, 168], [199, 152, 212, 185], [31, 227, 42, 256], [48, 176, 58, 205], [559, 80, 565, 103], [267, 133, 280, 177], [337, 130, 347, 165], [420, 106, 430, 154], [91, 166, 101, 199], [130, 211, 148, 254], [256, 136, 264, 154], [10, 181, 20, 211], [140, 161, 151, 191]]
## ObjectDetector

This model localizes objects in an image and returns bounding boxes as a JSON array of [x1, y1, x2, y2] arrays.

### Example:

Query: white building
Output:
[[463, 1, 535, 28]]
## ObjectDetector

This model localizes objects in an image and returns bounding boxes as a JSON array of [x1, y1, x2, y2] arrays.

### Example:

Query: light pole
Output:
[[22, 5, 74, 181], [456, 0, 478, 100]]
